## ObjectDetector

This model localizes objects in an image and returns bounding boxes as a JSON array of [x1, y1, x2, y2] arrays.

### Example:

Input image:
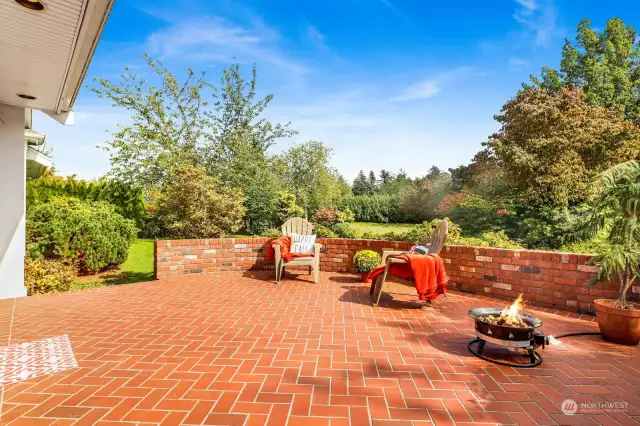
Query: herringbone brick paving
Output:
[[0, 272, 638, 425]]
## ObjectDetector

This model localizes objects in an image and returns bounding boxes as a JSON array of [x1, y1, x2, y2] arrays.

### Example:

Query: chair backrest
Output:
[[427, 220, 448, 254], [281, 217, 314, 236]]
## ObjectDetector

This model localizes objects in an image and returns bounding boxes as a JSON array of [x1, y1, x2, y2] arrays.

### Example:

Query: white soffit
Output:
[[0, 0, 114, 114]]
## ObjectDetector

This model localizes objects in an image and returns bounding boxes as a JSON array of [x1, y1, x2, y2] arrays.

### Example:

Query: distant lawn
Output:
[[70, 238, 154, 291], [352, 222, 415, 235]]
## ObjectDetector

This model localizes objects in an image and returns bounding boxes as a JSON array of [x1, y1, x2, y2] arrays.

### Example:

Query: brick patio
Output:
[[0, 272, 638, 426]]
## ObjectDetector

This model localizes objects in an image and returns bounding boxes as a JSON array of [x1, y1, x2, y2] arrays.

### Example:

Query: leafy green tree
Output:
[[90, 54, 209, 190], [156, 165, 245, 238], [400, 172, 452, 222], [201, 63, 297, 172], [483, 87, 640, 206], [90, 56, 295, 194], [528, 18, 640, 123], [213, 130, 284, 234], [309, 167, 352, 212], [279, 141, 333, 216], [275, 191, 304, 225]]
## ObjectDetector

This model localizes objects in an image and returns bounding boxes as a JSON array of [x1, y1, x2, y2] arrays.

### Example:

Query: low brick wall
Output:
[[154, 238, 638, 314]]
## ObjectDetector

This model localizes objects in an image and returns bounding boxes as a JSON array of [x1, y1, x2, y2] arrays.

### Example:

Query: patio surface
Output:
[[0, 272, 638, 426]]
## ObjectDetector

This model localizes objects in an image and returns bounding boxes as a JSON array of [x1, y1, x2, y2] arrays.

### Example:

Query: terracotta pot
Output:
[[594, 299, 640, 346], [361, 272, 372, 283]]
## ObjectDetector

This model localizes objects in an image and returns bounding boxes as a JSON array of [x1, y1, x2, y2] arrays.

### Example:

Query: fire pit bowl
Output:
[[469, 307, 543, 344], [468, 306, 545, 368]]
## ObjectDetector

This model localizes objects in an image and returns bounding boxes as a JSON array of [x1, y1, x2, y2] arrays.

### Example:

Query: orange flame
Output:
[[501, 293, 524, 321]]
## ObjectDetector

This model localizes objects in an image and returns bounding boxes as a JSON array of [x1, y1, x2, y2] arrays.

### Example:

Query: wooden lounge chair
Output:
[[369, 219, 448, 306], [273, 217, 322, 284]]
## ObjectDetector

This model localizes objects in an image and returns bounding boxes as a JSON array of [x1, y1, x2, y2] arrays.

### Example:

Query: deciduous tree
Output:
[[528, 18, 640, 123], [483, 87, 640, 206]]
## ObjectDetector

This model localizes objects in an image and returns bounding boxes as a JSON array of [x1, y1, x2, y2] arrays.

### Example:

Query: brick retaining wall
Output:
[[154, 238, 638, 314]]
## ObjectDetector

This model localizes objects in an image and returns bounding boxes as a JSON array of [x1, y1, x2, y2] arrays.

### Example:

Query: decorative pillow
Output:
[[290, 233, 316, 254]]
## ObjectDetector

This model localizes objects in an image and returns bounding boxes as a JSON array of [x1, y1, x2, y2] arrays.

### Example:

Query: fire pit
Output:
[[468, 294, 545, 367]]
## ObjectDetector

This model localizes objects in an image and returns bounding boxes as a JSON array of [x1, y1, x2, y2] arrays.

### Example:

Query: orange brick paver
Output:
[[0, 272, 638, 425]]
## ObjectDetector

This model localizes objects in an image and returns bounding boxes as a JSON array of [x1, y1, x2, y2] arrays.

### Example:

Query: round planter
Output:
[[361, 272, 372, 283], [594, 299, 640, 346]]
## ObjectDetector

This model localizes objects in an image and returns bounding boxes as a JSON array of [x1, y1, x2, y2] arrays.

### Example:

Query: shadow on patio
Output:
[[0, 272, 638, 425]]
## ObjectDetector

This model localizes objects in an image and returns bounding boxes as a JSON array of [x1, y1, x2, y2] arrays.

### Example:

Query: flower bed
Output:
[[154, 238, 639, 314]]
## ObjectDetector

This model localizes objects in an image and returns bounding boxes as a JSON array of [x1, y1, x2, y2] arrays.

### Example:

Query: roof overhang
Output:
[[0, 0, 115, 115], [25, 128, 46, 146], [26, 144, 53, 178]]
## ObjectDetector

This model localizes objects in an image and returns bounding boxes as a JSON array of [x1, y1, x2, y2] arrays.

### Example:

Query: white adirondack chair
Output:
[[273, 218, 322, 283]]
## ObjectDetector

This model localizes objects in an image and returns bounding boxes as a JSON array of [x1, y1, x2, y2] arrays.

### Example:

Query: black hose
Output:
[[554, 332, 601, 339]]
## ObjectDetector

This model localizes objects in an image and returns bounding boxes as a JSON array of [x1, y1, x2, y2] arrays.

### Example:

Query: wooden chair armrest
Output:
[[313, 243, 322, 258], [381, 250, 406, 265]]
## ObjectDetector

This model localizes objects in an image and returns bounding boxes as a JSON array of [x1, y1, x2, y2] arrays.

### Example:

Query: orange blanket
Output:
[[369, 253, 448, 301], [267, 236, 314, 262]]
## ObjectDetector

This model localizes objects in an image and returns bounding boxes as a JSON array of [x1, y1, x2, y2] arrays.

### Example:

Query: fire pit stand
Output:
[[468, 307, 545, 368]]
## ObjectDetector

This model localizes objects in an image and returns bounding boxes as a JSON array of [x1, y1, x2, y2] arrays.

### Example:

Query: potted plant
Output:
[[353, 250, 381, 283], [578, 160, 640, 345]]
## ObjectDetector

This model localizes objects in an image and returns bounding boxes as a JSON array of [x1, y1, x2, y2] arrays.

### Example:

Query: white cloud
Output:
[[391, 67, 474, 102], [514, 0, 538, 12], [307, 25, 327, 50], [392, 80, 440, 102], [508, 57, 528, 69], [377, 0, 410, 24], [512, 0, 559, 47], [146, 16, 308, 74]]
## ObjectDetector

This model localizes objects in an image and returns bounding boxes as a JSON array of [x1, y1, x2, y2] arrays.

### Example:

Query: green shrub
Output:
[[451, 231, 522, 249], [276, 191, 304, 225], [27, 175, 146, 228], [332, 223, 362, 239], [27, 197, 138, 273], [336, 208, 355, 224], [353, 250, 381, 272], [398, 219, 462, 244], [339, 195, 407, 223], [156, 166, 245, 239], [505, 204, 590, 249], [313, 209, 340, 227], [314, 224, 337, 238], [261, 228, 281, 238], [477, 230, 522, 249], [447, 193, 506, 235], [24, 257, 75, 295]]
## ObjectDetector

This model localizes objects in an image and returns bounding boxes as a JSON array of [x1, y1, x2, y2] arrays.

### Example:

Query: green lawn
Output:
[[70, 238, 155, 291], [352, 222, 415, 235]]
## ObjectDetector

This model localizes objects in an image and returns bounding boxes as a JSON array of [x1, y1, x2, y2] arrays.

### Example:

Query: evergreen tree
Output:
[[352, 170, 369, 196], [380, 169, 393, 185], [368, 171, 378, 194]]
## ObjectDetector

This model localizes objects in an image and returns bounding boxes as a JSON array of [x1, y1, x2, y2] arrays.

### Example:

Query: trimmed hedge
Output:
[[27, 176, 146, 228], [339, 195, 408, 223], [26, 197, 138, 273]]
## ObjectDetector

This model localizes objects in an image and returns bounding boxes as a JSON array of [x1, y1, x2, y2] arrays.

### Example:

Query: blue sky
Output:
[[35, 0, 638, 182]]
